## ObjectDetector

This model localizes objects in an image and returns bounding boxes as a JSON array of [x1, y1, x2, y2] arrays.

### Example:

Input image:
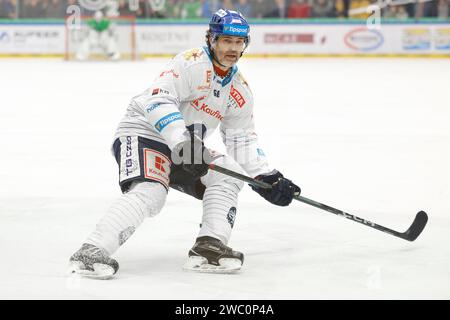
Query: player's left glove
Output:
[[172, 132, 212, 178], [250, 170, 301, 207]]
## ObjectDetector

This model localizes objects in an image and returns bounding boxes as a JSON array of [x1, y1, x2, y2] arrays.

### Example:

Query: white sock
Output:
[[86, 181, 167, 255], [198, 180, 241, 245]]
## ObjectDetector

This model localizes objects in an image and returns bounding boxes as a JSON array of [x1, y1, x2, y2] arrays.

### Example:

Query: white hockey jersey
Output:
[[114, 46, 270, 178]]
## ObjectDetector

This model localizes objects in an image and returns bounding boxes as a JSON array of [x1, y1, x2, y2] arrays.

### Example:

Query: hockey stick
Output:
[[209, 164, 428, 242]]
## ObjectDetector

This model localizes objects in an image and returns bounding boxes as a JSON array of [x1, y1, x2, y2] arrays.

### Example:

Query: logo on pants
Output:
[[144, 149, 171, 189], [155, 156, 167, 173], [120, 136, 140, 181]]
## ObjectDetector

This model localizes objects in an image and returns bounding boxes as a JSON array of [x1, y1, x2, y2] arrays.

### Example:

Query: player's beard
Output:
[[218, 50, 240, 68]]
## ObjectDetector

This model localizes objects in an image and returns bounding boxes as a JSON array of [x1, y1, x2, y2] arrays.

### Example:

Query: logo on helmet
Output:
[[223, 25, 249, 37]]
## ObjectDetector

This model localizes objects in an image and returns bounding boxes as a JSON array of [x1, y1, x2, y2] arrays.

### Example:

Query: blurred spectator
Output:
[[146, 0, 173, 18], [396, 6, 409, 19], [161, 0, 181, 18], [0, 0, 17, 18], [265, 0, 287, 18], [44, 0, 64, 18], [311, 0, 335, 17], [21, 0, 45, 18], [181, 0, 201, 19], [415, 0, 438, 18], [0, 0, 444, 21], [222, 0, 234, 10], [118, 0, 136, 16], [66, 0, 78, 9], [287, 0, 311, 18], [252, 0, 267, 18], [384, 6, 397, 18], [438, 0, 449, 19], [137, 0, 152, 18], [235, 0, 252, 18], [404, 2, 415, 18], [334, 0, 350, 18], [348, 0, 370, 19], [201, 0, 222, 18], [384, 5, 409, 20]]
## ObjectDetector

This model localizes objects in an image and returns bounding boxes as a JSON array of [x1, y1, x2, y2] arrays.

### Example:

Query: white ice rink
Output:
[[0, 57, 449, 299]]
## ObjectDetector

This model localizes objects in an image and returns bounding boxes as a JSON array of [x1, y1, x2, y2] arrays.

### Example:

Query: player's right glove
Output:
[[172, 132, 212, 178], [250, 170, 301, 206]]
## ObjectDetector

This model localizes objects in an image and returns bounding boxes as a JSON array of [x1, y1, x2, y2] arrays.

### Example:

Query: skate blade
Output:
[[68, 261, 115, 280], [182, 256, 242, 274]]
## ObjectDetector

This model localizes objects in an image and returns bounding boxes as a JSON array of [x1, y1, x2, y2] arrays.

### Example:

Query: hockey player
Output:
[[75, 10, 121, 61], [69, 9, 300, 279]]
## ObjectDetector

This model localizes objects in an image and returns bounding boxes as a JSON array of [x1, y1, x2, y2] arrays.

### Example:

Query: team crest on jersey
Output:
[[143, 149, 171, 189], [229, 85, 246, 108], [184, 48, 203, 61]]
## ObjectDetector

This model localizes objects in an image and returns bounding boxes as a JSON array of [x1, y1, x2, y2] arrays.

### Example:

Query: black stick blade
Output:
[[401, 211, 428, 241]]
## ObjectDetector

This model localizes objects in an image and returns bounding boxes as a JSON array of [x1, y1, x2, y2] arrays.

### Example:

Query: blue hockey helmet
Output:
[[209, 9, 250, 45]]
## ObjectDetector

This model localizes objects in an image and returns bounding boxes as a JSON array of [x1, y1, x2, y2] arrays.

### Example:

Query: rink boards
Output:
[[0, 20, 449, 58]]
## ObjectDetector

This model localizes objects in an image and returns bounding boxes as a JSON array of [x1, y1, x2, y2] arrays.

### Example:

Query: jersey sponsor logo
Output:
[[197, 70, 212, 90], [143, 149, 171, 189], [152, 88, 170, 96], [146, 103, 160, 113], [190, 97, 224, 121], [159, 69, 179, 78], [230, 85, 245, 108], [200, 104, 224, 121], [154, 112, 183, 132], [190, 96, 207, 110]]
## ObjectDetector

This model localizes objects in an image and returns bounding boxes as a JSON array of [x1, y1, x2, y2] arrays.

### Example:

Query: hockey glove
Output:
[[172, 132, 212, 178], [251, 170, 301, 206]]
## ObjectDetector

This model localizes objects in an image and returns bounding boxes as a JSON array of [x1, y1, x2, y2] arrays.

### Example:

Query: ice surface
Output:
[[0, 57, 449, 299]]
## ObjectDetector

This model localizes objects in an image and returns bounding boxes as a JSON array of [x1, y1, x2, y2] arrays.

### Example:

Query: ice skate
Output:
[[68, 243, 119, 280], [183, 236, 244, 274]]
